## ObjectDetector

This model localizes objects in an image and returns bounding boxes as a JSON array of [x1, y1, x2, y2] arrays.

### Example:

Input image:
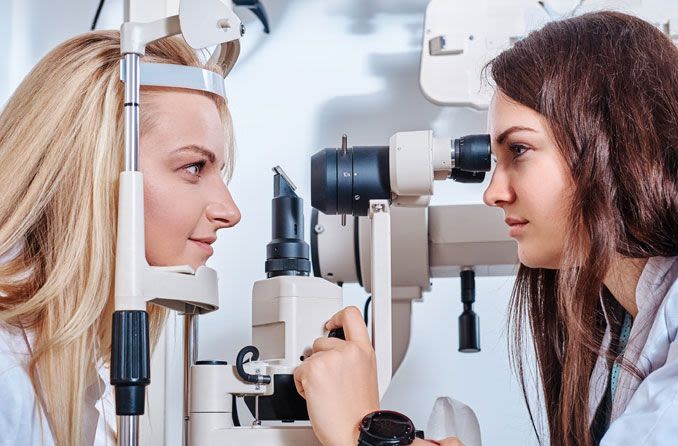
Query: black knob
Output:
[[328, 328, 345, 340]]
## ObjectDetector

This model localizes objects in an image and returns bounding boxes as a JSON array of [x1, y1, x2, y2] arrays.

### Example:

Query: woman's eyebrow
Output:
[[171, 145, 216, 164], [495, 126, 537, 144]]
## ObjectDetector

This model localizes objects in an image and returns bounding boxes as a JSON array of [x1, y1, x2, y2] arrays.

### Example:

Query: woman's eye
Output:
[[184, 160, 206, 177], [508, 143, 529, 158]]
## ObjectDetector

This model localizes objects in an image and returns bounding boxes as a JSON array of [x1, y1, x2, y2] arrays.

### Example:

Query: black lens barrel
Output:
[[453, 134, 491, 172], [311, 146, 390, 217], [266, 171, 310, 277]]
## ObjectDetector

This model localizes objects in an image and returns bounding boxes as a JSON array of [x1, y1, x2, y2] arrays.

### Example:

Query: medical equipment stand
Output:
[[190, 182, 392, 446], [113, 3, 243, 446]]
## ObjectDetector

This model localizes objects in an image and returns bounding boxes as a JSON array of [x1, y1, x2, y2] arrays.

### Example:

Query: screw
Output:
[[315, 224, 325, 234]]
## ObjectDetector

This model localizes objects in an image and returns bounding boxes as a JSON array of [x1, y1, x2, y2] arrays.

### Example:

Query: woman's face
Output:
[[140, 90, 240, 270], [483, 90, 574, 269]]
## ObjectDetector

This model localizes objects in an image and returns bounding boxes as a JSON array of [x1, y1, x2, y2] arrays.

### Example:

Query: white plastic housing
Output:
[[389, 130, 434, 199], [428, 205, 518, 277], [419, 0, 529, 108], [190, 413, 321, 446], [388, 130, 455, 206], [251, 276, 343, 368], [179, 0, 242, 49]]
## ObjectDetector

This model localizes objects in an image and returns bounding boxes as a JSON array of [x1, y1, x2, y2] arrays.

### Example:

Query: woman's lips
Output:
[[190, 239, 214, 256], [505, 217, 529, 237]]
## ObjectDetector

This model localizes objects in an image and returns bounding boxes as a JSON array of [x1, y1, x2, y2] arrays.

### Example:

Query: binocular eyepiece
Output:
[[311, 133, 491, 217]]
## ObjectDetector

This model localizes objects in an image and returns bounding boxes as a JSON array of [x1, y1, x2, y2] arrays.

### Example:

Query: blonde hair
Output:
[[0, 30, 236, 445]]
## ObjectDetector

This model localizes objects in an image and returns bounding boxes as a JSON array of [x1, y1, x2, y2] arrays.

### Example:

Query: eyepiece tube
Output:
[[452, 134, 491, 172]]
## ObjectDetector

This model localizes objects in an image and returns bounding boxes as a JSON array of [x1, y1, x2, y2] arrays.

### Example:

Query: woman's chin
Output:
[[190, 261, 206, 271], [518, 245, 560, 270]]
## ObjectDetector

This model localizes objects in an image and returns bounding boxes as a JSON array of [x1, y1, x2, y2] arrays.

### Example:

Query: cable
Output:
[[235, 346, 271, 385], [91, 0, 106, 30], [363, 295, 372, 326]]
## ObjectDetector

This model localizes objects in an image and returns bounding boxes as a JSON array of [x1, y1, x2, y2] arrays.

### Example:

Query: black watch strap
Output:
[[358, 410, 423, 446]]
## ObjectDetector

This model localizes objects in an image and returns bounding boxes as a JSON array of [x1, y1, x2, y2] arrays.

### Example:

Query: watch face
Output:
[[362, 410, 415, 440]]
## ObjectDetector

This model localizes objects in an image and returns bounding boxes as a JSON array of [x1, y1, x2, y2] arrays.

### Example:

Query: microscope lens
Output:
[[454, 134, 491, 172], [310, 145, 390, 217]]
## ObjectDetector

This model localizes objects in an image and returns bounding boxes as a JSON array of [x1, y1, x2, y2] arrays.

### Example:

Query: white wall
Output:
[[3, 1, 677, 445]]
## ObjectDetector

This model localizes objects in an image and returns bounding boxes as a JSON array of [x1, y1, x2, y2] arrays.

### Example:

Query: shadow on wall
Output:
[[312, 49, 487, 155], [315, 0, 487, 152], [313, 50, 442, 150], [329, 0, 430, 39]]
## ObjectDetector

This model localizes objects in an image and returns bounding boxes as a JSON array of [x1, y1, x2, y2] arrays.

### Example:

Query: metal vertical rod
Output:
[[118, 416, 139, 446], [183, 312, 198, 446], [123, 53, 140, 172], [117, 52, 141, 446]]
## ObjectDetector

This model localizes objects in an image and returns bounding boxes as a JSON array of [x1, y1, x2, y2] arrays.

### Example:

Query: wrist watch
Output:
[[357, 410, 425, 445]]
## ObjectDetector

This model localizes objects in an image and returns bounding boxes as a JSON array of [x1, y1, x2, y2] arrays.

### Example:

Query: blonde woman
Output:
[[0, 31, 241, 445]]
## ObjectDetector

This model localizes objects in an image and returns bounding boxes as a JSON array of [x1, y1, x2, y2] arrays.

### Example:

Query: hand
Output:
[[294, 306, 380, 446]]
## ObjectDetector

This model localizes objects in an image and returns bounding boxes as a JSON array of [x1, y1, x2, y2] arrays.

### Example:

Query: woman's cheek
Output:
[[515, 220, 564, 269]]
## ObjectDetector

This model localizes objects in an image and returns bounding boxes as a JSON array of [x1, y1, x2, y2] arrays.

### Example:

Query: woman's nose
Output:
[[483, 167, 515, 208], [206, 186, 241, 229]]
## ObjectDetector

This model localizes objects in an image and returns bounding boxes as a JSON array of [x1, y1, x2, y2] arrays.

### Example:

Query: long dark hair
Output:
[[486, 11, 678, 446]]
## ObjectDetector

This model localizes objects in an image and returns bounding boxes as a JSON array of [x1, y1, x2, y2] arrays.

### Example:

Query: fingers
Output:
[[312, 336, 344, 354], [325, 306, 370, 344], [294, 350, 334, 399], [293, 363, 305, 399], [294, 355, 315, 399]]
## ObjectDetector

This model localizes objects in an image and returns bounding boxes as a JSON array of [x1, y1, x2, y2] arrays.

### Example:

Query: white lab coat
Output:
[[590, 255, 678, 444], [426, 256, 678, 445], [0, 323, 116, 446]]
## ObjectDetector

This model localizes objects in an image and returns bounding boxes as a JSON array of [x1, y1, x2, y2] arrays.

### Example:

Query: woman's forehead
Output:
[[142, 91, 224, 153], [488, 91, 546, 139]]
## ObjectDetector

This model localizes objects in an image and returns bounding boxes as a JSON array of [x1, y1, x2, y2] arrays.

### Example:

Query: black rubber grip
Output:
[[111, 310, 150, 415]]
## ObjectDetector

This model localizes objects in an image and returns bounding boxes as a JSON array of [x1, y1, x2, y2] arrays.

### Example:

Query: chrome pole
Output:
[[183, 310, 199, 446], [118, 415, 139, 446], [116, 52, 141, 446], [123, 53, 140, 172]]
